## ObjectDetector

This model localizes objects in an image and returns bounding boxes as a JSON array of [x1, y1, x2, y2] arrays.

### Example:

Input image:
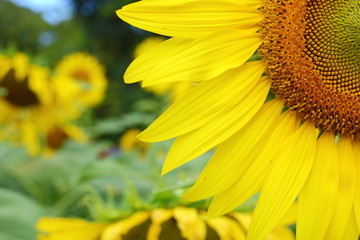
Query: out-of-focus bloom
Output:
[[119, 128, 149, 153], [44, 124, 87, 156], [0, 53, 53, 154], [55, 52, 107, 108], [37, 207, 295, 240]]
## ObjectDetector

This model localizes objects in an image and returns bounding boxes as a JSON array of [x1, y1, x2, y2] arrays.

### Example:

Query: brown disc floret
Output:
[[259, 0, 360, 138]]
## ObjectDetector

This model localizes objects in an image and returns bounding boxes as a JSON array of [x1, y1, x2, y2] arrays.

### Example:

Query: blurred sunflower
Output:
[[119, 128, 149, 153], [134, 36, 195, 102], [37, 206, 295, 240], [44, 123, 86, 156], [0, 53, 53, 154], [117, 0, 360, 239], [55, 52, 108, 108]]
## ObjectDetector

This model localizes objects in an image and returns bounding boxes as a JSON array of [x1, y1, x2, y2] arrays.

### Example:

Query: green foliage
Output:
[[0, 1, 50, 54], [0, 188, 47, 240]]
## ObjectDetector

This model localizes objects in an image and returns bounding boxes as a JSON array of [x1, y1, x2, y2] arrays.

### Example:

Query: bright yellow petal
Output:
[[20, 121, 40, 156], [247, 121, 317, 240], [206, 217, 246, 240], [183, 99, 283, 201], [230, 206, 297, 240], [324, 137, 357, 240], [162, 76, 270, 175], [37, 218, 106, 240], [277, 202, 298, 227], [147, 209, 173, 240], [138, 61, 265, 142], [208, 110, 298, 216], [172, 207, 206, 239], [352, 140, 360, 232], [341, 210, 359, 240], [100, 212, 150, 240], [297, 132, 339, 240], [266, 227, 295, 240], [117, 0, 263, 38], [230, 212, 252, 230], [125, 29, 262, 86]]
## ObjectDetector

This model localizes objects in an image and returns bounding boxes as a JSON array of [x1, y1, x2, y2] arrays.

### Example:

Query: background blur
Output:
[[2, 0, 162, 120], [0, 0, 214, 239]]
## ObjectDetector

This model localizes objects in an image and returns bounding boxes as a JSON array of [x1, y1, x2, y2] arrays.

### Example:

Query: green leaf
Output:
[[0, 188, 47, 240]]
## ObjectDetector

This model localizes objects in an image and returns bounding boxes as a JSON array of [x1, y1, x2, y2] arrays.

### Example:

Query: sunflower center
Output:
[[46, 126, 68, 150], [0, 69, 39, 107], [260, 0, 360, 138], [71, 70, 92, 90]]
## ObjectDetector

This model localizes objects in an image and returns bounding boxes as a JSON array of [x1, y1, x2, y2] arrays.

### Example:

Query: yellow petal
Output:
[[206, 216, 246, 240], [247, 121, 317, 240], [147, 209, 173, 240], [100, 212, 150, 240], [37, 218, 106, 240], [341, 210, 359, 240], [124, 37, 185, 84], [125, 29, 262, 86], [208, 110, 298, 216], [230, 212, 252, 230], [277, 202, 298, 227], [162, 76, 270, 175], [183, 99, 283, 201], [138, 61, 265, 142], [352, 140, 360, 232], [266, 227, 295, 240], [117, 0, 263, 38], [172, 207, 206, 239], [324, 137, 357, 240], [230, 206, 297, 240], [297, 132, 339, 240]]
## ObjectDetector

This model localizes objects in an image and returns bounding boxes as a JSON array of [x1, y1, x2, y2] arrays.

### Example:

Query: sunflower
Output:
[[119, 128, 150, 153], [44, 123, 87, 156], [37, 206, 295, 240], [117, 0, 360, 239], [0, 53, 53, 154], [55, 52, 108, 108]]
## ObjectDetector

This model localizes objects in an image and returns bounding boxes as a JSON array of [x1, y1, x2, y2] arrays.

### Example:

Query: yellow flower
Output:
[[117, 1, 360, 239], [0, 53, 53, 154], [55, 52, 108, 108], [44, 124, 87, 156], [37, 207, 295, 240], [119, 128, 149, 153]]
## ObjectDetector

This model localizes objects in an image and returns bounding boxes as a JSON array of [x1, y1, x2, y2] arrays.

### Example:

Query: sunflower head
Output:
[[0, 53, 51, 108], [260, 0, 360, 138], [55, 52, 108, 107], [44, 124, 86, 156], [117, 1, 360, 239], [37, 207, 295, 240]]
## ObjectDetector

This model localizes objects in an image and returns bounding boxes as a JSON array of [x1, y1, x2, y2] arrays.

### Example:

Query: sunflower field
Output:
[[1, 0, 359, 239]]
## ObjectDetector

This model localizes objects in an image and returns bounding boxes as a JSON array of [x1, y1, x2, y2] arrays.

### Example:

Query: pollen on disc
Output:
[[259, 0, 360, 139]]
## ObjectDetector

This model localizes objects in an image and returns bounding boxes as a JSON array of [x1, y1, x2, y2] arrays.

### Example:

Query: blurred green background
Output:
[[0, 1, 214, 239]]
